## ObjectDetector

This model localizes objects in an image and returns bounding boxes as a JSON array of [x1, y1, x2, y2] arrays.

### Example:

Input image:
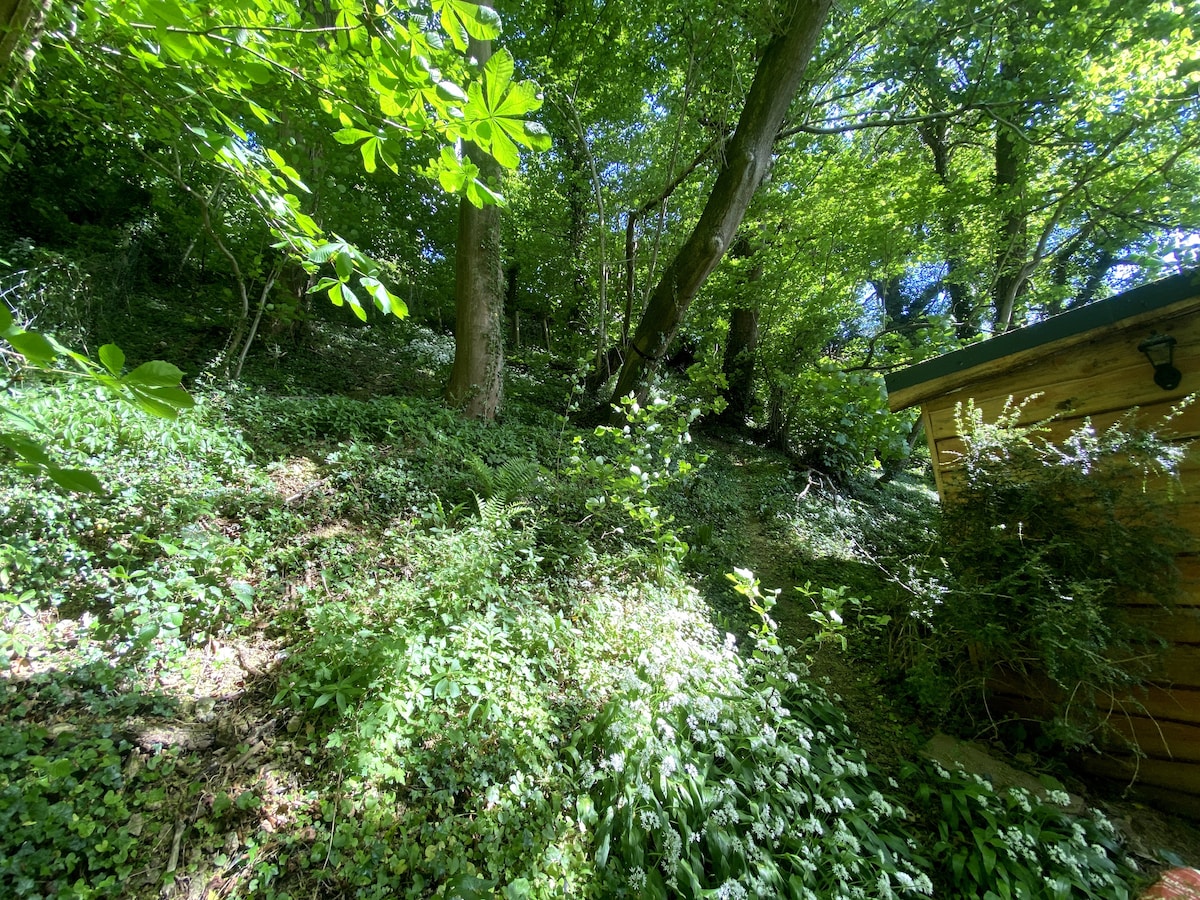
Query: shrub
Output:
[[775, 367, 914, 485], [901, 399, 1188, 748]]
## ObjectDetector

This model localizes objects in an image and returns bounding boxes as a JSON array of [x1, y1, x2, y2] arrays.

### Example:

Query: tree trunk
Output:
[[991, 13, 1031, 333], [992, 115, 1028, 332], [766, 379, 789, 452], [0, 0, 51, 104], [719, 305, 759, 427], [505, 262, 520, 350], [446, 38, 504, 420], [608, 0, 832, 409], [918, 119, 977, 340], [718, 232, 763, 426]]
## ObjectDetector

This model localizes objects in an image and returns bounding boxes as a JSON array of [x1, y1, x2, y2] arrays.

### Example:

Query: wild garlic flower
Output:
[[1044, 788, 1071, 808]]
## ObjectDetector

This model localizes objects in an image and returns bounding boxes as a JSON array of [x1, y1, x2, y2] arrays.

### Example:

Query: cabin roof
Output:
[[885, 270, 1200, 412]]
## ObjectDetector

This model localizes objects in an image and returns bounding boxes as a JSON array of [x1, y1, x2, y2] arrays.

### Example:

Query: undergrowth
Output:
[[0, 376, 1154, 898], [888, 399, 1189, 750]]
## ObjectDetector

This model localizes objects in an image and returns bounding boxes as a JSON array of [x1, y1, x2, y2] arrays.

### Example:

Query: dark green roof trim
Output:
[[885, 270, 1200, 397]]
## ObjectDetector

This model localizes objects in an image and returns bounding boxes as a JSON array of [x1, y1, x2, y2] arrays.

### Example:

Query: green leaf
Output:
[[445, 873, 498, 900], [133, 385, 196, 413], [124, 360, 184, 388], [7, 330, 57, 364], [522, 121, 552, 152], [0, 431, 52, 467], [435, 80, 468, 104], [158, 30, 194, 61], [360, 137, 379, 173], [47, 467, 105, 494], [46, 757, 75, 779], [450, 1, 501, 41], [246, 100, 278, 125], [360, 276, 399, 316], [98, 343, 125, 376], [487, 128, 519, 169], [495, 80, 544, 120], [333, 127, 374, 145], [433, 147, 469, 193], [343, 285, 366, 321], [483, 49, 514, 112], [127, 388, 183, 419], [0, 305, 11, 333], [308, 243, 343, 265], [334, 251, 354, 281], [243, 62, 274, 84]]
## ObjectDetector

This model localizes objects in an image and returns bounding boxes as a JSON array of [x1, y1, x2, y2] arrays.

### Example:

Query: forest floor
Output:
[[695, 431, 1200, 874], [4, 375, 1200, 898]]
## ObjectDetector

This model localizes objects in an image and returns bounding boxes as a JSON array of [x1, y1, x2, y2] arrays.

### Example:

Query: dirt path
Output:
[[699, 434, 919, 771]]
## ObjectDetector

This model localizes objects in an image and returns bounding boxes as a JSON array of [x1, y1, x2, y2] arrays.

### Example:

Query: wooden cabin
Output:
[[885, 270, 1200, 813]]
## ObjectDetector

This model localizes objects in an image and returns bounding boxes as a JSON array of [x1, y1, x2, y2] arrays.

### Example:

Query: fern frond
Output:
[[465, 454, 495, 499], [493, 457, 539, 502]]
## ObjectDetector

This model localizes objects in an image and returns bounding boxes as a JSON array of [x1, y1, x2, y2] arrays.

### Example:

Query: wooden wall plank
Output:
[[922, 308, 1200, 442], [1126, 607, 1200, 640], [990, 678, 1200, 725], [1126, 685, 1200, 724], [1079, 755, 1200, 801], [1105, 717, 1200, 763], [1150, 645, 1200, 687]]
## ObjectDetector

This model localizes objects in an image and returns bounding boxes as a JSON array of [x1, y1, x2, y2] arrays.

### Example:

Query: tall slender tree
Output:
[[608, 0, 833, 407], [447, 36, 507, 420]]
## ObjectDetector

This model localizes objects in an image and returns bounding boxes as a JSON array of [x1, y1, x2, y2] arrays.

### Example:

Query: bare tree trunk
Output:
[[608, 0, 832, 410], [918, 119, 977, 340], [232, 261, 282, 380], [991, 12, 1031, 333], [719, 233, 762, 427], [720, 304, 759, 427], [992, 115, 1028, 332], [558, 94, 610, 373], [766, 379, 789, 452], [0, 0, 51, 104], [506, 262, 520, 350], [446, 37, 504, 420]]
